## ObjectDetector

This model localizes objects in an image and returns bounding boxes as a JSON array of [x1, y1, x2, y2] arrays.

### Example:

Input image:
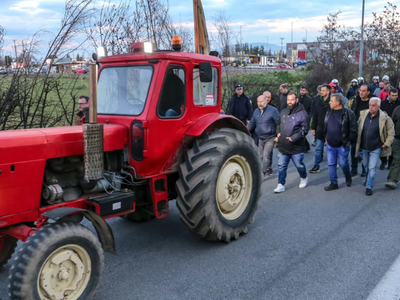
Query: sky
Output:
[[0, 0, 397, 58]]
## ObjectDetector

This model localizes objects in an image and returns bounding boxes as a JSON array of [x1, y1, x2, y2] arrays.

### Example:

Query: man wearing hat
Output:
[[227, 84, 253, 125]]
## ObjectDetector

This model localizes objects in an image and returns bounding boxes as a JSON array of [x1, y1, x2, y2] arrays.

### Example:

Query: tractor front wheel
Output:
[[0, 235, 17, 271], [176, 128, 262, 242], [8, 222, 104, 300]]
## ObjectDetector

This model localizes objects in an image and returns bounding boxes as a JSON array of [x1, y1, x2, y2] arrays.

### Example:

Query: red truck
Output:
[[0, 37, 262, 299]]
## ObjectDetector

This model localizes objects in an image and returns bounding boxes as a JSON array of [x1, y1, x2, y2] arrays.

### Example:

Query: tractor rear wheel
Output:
[[0, 235, 17, 270], [8, 222, 104, 300], [176, 128, 262, 242]]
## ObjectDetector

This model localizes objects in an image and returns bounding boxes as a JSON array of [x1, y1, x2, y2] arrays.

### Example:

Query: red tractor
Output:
[[0, 39, 262, 299]]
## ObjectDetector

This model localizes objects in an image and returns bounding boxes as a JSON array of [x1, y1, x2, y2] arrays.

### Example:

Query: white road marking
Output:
[[366, 253, 400, 300]]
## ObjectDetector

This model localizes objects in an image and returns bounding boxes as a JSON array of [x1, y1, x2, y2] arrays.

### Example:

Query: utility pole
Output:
[[263, 35, 268, 56], [280, 37, 284, 61], [13, 39, 18, 63], [291, 22, 294, 66], [359, 0, 365, 77], [240, 25, 242, 63]]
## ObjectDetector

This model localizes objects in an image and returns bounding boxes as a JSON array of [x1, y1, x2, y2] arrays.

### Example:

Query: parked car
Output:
[[0, 69, 8, 75], [277, 63, 291, 69], [73, 67, 88, 74]]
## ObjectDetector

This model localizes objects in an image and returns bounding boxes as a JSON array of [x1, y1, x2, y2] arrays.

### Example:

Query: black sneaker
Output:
[[380, 163, 386, 170], [360, 170, 366, 177], [345, 176, 352, 187], [310, 165, 320, 174], [350, 170, 357, 177], [324, 183, 339, 191], [366, 188, 373, 196]]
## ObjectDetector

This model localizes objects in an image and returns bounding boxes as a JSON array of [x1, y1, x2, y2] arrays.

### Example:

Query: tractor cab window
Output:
[[193, 66, 218, 106], [157, 66, 186, 118], [98, 65, 153, 116]]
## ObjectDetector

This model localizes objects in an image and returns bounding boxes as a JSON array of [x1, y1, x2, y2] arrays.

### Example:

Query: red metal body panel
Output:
[[0, 124, 128, 217]]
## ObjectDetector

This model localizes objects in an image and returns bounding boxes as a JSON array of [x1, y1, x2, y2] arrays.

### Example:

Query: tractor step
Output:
[[87, 191, 135, 218]]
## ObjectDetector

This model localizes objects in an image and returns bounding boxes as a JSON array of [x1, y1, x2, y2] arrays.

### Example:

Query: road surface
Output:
[[1, 135, 399, 300]]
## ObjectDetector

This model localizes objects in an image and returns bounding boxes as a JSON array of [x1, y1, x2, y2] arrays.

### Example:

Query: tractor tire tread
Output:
[[8, 222, 104, 300], [176, 128, 262, 242]]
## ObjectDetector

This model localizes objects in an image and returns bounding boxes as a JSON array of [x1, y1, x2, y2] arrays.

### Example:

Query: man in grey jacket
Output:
[[248, 94, 280, 179]]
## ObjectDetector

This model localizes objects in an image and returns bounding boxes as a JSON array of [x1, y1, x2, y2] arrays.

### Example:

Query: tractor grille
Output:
[[83, 123, 104, 181]]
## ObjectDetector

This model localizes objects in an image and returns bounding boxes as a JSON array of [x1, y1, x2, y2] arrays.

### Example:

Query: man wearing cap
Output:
[[227, 84, 253, 125]]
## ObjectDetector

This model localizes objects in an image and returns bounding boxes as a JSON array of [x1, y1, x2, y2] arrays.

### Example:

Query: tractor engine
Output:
[[41, 151, 130, 205]]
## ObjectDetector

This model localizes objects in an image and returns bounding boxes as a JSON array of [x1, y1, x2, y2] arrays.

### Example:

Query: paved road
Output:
[[1, 135, 400, 300]]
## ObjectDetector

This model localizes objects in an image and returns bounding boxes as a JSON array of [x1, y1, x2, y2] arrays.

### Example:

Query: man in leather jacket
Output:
[[323, 93, 358, 191]]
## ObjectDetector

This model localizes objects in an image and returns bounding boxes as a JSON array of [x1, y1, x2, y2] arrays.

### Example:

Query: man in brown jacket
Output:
[[355, 97, 395, 195]]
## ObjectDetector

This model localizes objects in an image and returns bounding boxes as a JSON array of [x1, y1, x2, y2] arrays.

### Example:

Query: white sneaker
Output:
[[299, 176, 308, 188], [274, 184, 285, 193]]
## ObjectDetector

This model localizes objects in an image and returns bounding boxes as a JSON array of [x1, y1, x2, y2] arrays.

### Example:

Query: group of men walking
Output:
[[227, 78, 400, 196]]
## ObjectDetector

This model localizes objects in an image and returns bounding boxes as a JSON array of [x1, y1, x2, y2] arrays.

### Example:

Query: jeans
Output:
[[258, 137, 275, 174], [363, 148, 382, 189], [314, 139, 325, 166], [327, 144, 351, 184], [278, 152, 307, 185], [388, 138, 400, 183]]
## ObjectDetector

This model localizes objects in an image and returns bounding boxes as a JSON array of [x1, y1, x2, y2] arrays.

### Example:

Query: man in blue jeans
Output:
[[323, 93, 358, 191], [355, 97, 395, 195], [274, 92, 309, 193]]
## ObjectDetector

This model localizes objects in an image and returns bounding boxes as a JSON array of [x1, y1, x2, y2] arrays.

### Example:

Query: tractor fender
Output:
[[185, 113, 249, 137], [42, 207, 116, 254]]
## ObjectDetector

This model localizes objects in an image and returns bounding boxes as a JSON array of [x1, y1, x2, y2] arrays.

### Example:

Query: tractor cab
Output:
[[95, 38, 224, 178]]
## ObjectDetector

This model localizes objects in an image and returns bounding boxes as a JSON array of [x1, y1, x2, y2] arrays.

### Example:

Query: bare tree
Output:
[[85, 0, 186, 54], [0, 0, 94, 130]]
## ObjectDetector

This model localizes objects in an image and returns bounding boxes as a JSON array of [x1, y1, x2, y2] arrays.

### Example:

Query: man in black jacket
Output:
[[323, 93, 358, 191], [347, 79, 358, 99], [227, 84, 253, 125], [350, 83, 371, 176], [248, 95, 280, 179], [299, 85, 312, 152], [274, 92, 309, 193], [310, 83, 331, 173], [385, 105, 400, 189], [380, 88, 400, 169], [279, 84, 290, 112]]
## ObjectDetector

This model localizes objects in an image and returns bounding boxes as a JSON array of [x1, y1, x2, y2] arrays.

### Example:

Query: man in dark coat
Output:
[[380, 88, 400, 169], [310, 83, 331, 174], [350, 83, 371, 176], [347, 79, 358, 99], [248, 95, 280, 179], [299, 85, 312, 152], [274, 92, 309, 193], [323, 93, 358, 191], [227, 84, 253, 125], [279, 84, 290, 112]]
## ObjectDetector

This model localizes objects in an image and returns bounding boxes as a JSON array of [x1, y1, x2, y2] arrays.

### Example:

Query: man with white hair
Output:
[[355, 97, 395, 195]]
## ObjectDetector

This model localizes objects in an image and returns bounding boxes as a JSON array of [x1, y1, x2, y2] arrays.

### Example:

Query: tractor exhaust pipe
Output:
[[83, 64, 104, 181]]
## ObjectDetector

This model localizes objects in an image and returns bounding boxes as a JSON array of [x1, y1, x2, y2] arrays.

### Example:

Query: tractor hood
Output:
[[0, 124, 128, 164]]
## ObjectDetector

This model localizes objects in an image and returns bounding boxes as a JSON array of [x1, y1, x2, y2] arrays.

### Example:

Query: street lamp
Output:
[[302, 27, 307, 43], [359, 0, 365, 77]]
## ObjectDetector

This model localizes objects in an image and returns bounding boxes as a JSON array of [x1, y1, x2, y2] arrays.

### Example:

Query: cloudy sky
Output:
[[0, 0, 396, 58]]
